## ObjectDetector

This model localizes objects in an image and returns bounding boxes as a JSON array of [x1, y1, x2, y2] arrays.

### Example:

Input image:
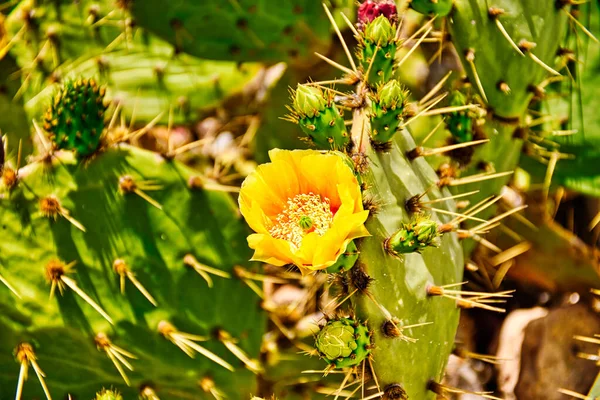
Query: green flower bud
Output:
[[326, 240, 359, 273], [377, 79, 406, 110], [95, 389, 123, 400], [413, 217, 439, 245], [364, 15, 395, 47], [385, 214, 439, 255], [294, 84, 327, 118], [315, 318, 371, 368]]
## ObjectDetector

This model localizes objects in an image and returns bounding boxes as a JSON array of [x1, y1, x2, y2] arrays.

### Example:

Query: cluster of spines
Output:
[[43, 78, 108, 157]]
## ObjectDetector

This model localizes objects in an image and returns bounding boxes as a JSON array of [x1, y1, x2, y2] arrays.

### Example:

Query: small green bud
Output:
[[95, 389, 123, 400], [294, 84, 327, 118], [377, 79, 406, 110], [413, 217, 439, 245], [364, 15, 395, 47], [315, 318, 371, 368], [385, 214, 439, 255], [446, 90, 474, 144], [326, 240, 359, 273]]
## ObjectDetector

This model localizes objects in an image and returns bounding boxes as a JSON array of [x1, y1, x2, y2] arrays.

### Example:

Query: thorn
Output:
[[217, 330, 263, 374], [489, 7, 525, 56], [420, 103, 481, 117], [382, 318, 432, 343], [0, 272, 20, 298], [464, 49, 488, 103], [489, 242, 532, 267], [158, 321, 234, 371], [419, 119, 446, 146], [183, 254, 230, 288], [323, 3, 357, 72], [427, 282, 514, 313], [470, 205, 528, 234], [408, 139, 489, 159], [419, 71, 453, 106], [428, 380, 503, 399], [518, 40, 562, 76], [39, 196, 86, 232], [364, 40, 381, 81], [95, 332, 137, 386], [315, 52, 356, 76], [448, 171, 514, 187], [113, 259, 157, 306], [198, 376, 227, 400], [339, 12, 359, 37], [45, 259, 114, 324], [401, 93, 447, 129], [14, 343, 52, 400], [397, 26, 433, 69], [558, 388, 592, 399], [118, 175, 163, 210], [564, 9, 599, 44]]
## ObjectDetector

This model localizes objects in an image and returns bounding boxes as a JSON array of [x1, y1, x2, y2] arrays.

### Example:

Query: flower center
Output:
[[270, 193, 333, 248]]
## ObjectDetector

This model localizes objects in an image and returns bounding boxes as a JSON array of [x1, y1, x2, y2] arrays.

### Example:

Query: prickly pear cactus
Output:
[[236, 3, 486, 398], [0, 83, 265, 398]]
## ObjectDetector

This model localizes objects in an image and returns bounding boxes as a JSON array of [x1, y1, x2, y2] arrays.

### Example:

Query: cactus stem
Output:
[[489, 241, 532, 266], [419, 71, 453, 106], [407, 138, 489, 159], [113, 259, 158, 306], [14, 343, 52, 400], [323, 3, 358, 73], [488, 7, 525, 56], [446, 170, 514, 186], [427, 380, 503, 399], [340, 12, 360, 37], [217, 330, 264, 374], [564, 9, 599, 43], [183, 254, 231, 288], [95, 332, 137, 386], [396, 26, 433, 69], [314, 52, 357, 77], [157, 321, 234, 371], [199, 376, 227, 399], [558, 388, 590, 399], [118, 175, 163, 210], [39, 195, 86, 232], [464, 49, 488, 103]]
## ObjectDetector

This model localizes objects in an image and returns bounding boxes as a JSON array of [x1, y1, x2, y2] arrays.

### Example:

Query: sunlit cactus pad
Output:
[[0, 145, 264, 398]]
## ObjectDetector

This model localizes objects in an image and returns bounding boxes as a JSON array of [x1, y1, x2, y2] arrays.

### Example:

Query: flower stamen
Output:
[[270, 193, 333, 248]]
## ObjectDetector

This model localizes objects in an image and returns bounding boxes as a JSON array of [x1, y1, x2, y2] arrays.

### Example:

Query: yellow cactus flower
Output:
[[239, 149, 370, 273]]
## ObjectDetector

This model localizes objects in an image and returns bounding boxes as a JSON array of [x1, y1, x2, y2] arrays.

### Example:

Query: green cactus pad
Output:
[[410, 0, 453, 16], [351, 115, 463, 399], [315, 317, 371, 368], [43, 79, 107, 157], [369, 79, 407, 144], [0, 145, 265, 398], [449, 0, 568, 118], [358, 16, 398, 85], [130, 0, 333, 65]]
